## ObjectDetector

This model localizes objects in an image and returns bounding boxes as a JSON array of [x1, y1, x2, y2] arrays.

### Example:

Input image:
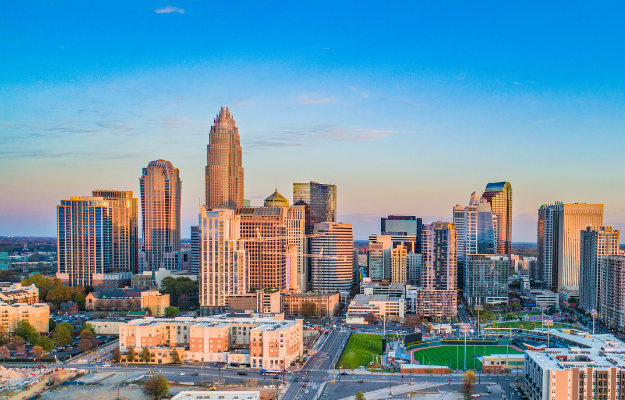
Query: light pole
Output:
[[459, 323, 470, 371], [592, 309, 597, 342], [474, 305, 483, 336], [544, 320, 553, 347], [388, 375, 392, 395]]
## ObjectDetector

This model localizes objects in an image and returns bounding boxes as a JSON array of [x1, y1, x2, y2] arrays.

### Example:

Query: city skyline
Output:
[[4, 2, 625, 241]]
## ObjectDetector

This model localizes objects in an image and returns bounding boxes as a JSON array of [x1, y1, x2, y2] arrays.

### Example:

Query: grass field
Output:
[[336, 333, 382, 369], [491, 321, 579, 330], [412, 345, 523, 370]]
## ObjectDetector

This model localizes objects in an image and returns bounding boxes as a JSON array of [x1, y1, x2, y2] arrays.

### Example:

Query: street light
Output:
[[544, 320, 553, 348], [474, 305, 483, 336], [459, 323, 471, 371]]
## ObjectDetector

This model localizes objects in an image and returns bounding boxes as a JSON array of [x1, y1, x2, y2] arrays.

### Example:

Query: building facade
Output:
[[579, 226, 620, 313], [0, 283, 39, 305], [140, 159, 182, 272], [0, 302, 49, 333], [293, 182, 337, 233], [464, 254, 509, 306], [199, 207, 247, 310], [310, 222, 354, 293], [190, 225, 200, 274], [481, 182, 512, 256], [599, 255, 625, 332], [420, 221, 457, 318], [391, 245, 408, 284], [205, 107, 244, 211], [381, 215, 422, 253], [281, 292, 340, 318]]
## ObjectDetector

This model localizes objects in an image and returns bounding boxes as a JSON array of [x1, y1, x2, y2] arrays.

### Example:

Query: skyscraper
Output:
[[140, 160, 182, 272], [92, 190, 139, 275], [310, 222, 354, 293], [381, 216, 423, 253], [199, 207, 247, 311], [293, 182, 336, 234], [579, 226, 619, 312], [205, 107, 244, 211], [190, 225, 200, 274], [57, 197, 112, 289], [464, 255, 509, 306], [368, 234, 417, 281], [391, 245, 408, 284], [537, 203, 603, 290], [481, 182, 512, 255]]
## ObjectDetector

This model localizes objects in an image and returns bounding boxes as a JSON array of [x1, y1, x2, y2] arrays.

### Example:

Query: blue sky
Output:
[[2, 1, 625, 241]]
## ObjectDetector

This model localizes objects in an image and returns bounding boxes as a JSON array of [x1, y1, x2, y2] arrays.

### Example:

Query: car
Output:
[[179, 372, 185, 376], [304, 378, 309, 382], [212, 363, 218, 367], [358, 380, 364, 383], [323, 393, 328, 397], [294, 378, 299, 382], [340, 372, 347, 376], [304, 390, 309, 394], [237, 371, 247, 376], [470, 395, 480, 398], [102, 364, 111, 367], [487, 388, 492, 393], [301, 384, 306, 387], [192, 373, 199, 376]]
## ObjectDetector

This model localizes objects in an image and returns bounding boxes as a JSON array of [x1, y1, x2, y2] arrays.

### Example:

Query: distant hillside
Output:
[[512, 242, 537, 258]]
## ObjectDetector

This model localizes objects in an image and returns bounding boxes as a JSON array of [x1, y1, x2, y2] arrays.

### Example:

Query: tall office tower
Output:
[[381, 216, 423, 253], [367, 234, 417, 281], [464, 255, 509, 306], [538, 203, 604, 290], [57, 197, 114, 289], [391, 245, 408, 283], [140, 160, 182, 272], [190, 226, 200, 274], [310, 222, 354, 293], [199, 206, 247, 311], [481, 182, 512, 255], [598, 255, 625, 332], [205, 107, 244, 211], [579, 226, 619, 312], [286, 206, 306, 292], [418, 222, 457, 318], [293, 182, 337, 233], [92, 190, 139, 275], [407, 253, 422, 286]]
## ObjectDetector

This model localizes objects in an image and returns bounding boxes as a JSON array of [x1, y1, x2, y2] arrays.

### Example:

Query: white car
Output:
[[179, 372, 185, 376], [102, 364, 111, 368], [304, 390, 309, 394]]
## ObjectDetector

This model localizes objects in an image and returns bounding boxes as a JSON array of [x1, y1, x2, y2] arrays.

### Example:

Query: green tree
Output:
[[53, 323, 74, 346], [28, 332, 41, 346], [48, 318, 56, 332], [22, 273, 51, 301], [142, 374, 169, 400], [112, 347, 122, 363], [300, 301, 317, 319], [46, 285, 73, 304], [165, 306, 180, 318], [127, 346, 136, 362], [171, 348, 181, 364], [14, 321, 37, 340], [38, 336, 55, 352], [462, 370, 477, 399], [355, 391, 366, 400], [72, 293, 86, 310], [77, 338, 93, 353], [79, 323, 96, 336], [140, 347, 152, 363]]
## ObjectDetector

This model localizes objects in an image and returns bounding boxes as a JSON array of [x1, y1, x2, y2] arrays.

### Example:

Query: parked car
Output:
[[237, 371, 247, 376]]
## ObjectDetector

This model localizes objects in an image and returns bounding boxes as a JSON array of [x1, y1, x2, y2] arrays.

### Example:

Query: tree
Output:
[[38, 336, 55, 352], [364, 312, 377, 325], [8, 336, 26, 353], [178, 294, 190, 310], [72, 293, 86, 310], [0, 324, 8, 345], [112, 347, 122, 363], [48, 318, 56, 332], [462, 370, 477, 399], [142, 374, 169, 400], [140, 347, 152, 363], [53, 323, 73, 346], [46, 285, 74, 304], [165, 306, 180, 318], [30, 346, 44, 363], [79, 323, 96, 336], [425, 324, 434, 332], [127, 346, 136, 362], [402, 315, 422, 331], [171, 348, 181, 364], [0, 346, 9, 361], [355, 391, 366, 400], [77, 338, 93, 353], [14, 320, 37, 340], [28, 332, 41, 346], [300, 301, 317, 319]]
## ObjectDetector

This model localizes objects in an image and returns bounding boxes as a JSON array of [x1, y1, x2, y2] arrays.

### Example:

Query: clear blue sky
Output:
[[2, 1, 625, 241]]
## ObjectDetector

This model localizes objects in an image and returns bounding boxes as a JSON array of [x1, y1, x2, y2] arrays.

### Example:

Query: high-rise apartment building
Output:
[[199, 207, 247, 311], [418, 221, 457, 318], [92, 190, 139, 275], [57, 196, 131, 289], [310, 222, 354, 293], [464, 254, 509, 306], [367, 234, 417, 281], [407, 253, 422, 286], [140, 160, 182, 272], [391, 245, 408, 284], [599, 255, 625, 332], [537, 203, 603, 290], [481, 182, 512, 255], [381, 216, 423, 253], [293, 182, 336, 233], [205, 107, 244, 211], [190, 225, 200, 274], [579, 226, 619, 312]]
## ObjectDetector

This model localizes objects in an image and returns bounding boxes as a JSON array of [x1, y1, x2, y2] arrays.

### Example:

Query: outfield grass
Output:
[[336, 333, 382, 369], [491, 321, 579, 330], [412, 345, 522, 370]]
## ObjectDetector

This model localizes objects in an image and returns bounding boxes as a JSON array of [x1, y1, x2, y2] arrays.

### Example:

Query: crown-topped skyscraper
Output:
[[205, 107, 244, 211]]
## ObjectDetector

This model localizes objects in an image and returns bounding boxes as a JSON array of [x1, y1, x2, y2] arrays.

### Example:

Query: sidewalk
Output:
[[336, 381, 445, 400]]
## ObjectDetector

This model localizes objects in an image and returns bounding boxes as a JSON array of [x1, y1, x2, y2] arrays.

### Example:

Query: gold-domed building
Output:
[[264, 190, 289, 207]]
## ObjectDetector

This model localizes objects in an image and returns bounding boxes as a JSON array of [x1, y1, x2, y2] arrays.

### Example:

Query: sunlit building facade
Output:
[[481, 182, 512, 255], [464, 254, 509, 306], [205, 107, 244, 212], [293, 182, 336, 233], [579, 226, 619, 313], [310, 222, 354, 293], [391, 245, 408, 284], [140, 159, 182, 272]]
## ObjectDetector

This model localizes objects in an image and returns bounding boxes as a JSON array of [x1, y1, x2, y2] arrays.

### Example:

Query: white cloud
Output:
[[155, 6, 185, 14]]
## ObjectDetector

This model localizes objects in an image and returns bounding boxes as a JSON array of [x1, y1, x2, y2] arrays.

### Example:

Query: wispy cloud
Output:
[[298, 95, 336, 105], [155, 6, 184, 14], [310, 47, 330, 50], [161, 117, 197, 128]]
